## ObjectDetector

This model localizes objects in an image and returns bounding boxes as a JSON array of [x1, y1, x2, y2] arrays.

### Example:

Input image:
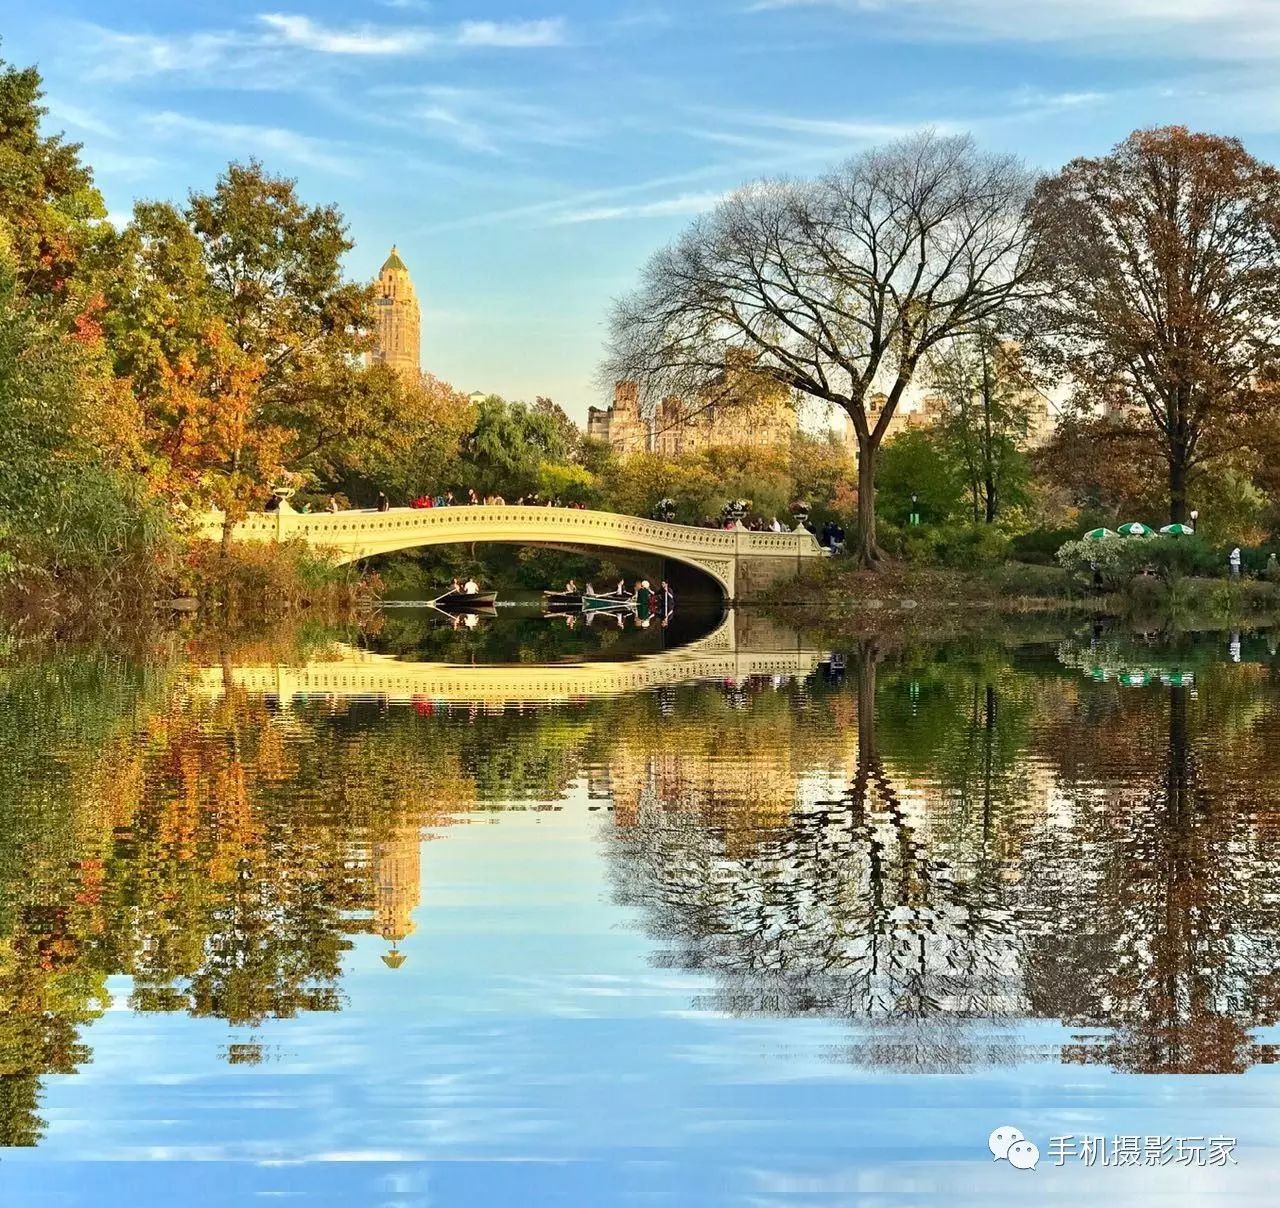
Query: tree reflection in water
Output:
[[4, 635, 1280, 1146], [607, 641, 1280, 1076]]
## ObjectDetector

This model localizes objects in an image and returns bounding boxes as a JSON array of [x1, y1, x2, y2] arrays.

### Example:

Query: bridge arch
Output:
[[199, 504, 825, 600]]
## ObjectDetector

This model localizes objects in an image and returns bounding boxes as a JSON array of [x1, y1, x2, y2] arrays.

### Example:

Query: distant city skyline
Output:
[[11, 0, 1280, 419]]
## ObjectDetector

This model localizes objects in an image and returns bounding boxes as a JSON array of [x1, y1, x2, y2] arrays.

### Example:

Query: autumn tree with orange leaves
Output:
[[1028, 126, 1280, 525]]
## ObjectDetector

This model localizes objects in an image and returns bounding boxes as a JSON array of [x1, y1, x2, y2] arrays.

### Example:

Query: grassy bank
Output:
[[0, 538, 375, 641], [767, 557, 1280, 642]]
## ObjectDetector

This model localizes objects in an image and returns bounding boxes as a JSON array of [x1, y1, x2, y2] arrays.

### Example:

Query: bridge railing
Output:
[[198, 503, 825, 559]]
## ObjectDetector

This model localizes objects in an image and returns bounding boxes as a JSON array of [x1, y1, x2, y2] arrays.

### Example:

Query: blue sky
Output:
[[9, 0, 1280, 418]]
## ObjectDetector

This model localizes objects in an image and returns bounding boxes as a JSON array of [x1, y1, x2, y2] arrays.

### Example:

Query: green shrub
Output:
[[1057, 534, 1220, 588], [1011, 526, 1080, 564]]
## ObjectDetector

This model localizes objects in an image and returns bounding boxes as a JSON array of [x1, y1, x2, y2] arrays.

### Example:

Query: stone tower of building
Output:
[[373, 246, 421, 381]]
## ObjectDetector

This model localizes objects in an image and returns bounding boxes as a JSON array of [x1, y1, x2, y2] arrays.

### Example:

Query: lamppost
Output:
[[909, 492, 921, 526], [1190, 509, 1199, 533]]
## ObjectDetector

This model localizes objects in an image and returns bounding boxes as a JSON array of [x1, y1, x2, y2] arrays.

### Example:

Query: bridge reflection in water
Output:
[[197, 610, 832, 704]]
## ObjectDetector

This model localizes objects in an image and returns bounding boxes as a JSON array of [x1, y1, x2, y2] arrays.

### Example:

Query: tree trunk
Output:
[[856, 436, 880, 567], [220, 515, 234, 560], [981, 338, 997, 523], [1168, 454, 1188, 525]]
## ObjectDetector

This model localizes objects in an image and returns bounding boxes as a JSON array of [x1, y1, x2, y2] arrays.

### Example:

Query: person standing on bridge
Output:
[[468, 488, 479, 505], [327, 496, 340, 513], [377, 492, 390, 513]]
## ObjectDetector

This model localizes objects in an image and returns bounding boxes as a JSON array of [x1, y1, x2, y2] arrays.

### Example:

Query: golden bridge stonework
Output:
[[197, 504, 826, 600]]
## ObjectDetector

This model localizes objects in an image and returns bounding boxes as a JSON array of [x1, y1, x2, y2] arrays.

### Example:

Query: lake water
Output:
[[2, 616, 1280, 1205]]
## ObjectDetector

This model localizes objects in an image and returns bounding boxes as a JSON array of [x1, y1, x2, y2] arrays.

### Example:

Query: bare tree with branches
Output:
[[602, 131, 1042, 564]]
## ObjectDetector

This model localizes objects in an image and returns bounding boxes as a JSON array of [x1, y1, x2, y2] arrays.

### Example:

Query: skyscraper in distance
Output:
[[373, 246, 421, 381]]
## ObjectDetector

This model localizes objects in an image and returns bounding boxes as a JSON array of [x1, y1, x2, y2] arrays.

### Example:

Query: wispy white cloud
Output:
[[69, 13, 568, 84], [258, 13, 567, 55], [703, 110, 963, 141], [44, 98, 119, 140], [384, 84, 597, 154], [455, 19, 568, 48], [551, 190, 726, 224], [73, 27, 266, 85], [746, 0, 1280, 61], [145, 111, 356, 175], [258, 13, 436, 55]]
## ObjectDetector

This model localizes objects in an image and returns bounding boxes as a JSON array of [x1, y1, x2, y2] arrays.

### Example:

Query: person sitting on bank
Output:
[[463, 577, 480, 595]]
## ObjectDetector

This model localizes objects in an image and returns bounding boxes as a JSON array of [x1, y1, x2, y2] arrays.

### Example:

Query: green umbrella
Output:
[[1117, 521, 1156, 537], [1159, 523, 1195, 536], [1084, 527, 1119, 541]]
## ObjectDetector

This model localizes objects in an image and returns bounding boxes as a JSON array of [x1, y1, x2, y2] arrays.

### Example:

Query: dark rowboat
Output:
[[542, 590, 583, 609], [431, 590, 498, 610]]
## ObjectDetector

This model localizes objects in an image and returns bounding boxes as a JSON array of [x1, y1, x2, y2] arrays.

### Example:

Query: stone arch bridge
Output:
[[198, 504, 825, 599]]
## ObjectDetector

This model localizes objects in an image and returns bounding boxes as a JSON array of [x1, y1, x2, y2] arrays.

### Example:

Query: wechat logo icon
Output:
[[989, 1126, 1039, 1170]]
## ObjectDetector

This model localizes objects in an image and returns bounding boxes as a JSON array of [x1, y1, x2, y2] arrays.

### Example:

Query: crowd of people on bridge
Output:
[[276, 491, 845, 554], [387, 491, 592, 511]]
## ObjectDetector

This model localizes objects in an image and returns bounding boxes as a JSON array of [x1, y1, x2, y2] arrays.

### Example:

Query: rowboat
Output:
[[582, 593, 635, 612], [542, 590, 583, 609], [430, 590, 498, 610]]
